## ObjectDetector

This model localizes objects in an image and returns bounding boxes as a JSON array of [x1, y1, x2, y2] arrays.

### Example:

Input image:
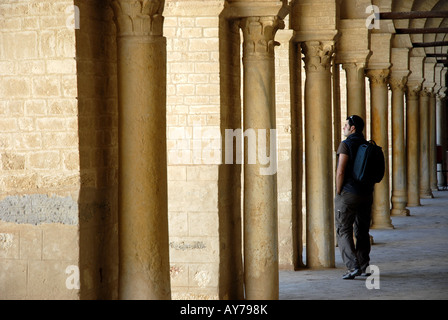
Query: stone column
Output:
[[111, 0, 171, 300], [389, 75, 409, 216], [240, 16, 283, 300], [436, 93, 447, 188], [289, 40, 304, 268], [429, 92, 438, 192], [366, 69, 394, 229], [419, 89, 434, 199], [301, 40, 336, 268], [406, 81, 421, 207], [343, 63, 366, 120]]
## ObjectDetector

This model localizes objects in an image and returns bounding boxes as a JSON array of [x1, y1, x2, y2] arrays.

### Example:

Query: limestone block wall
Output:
[[0, 0, 80, 299], [165, 0, 224, 300]]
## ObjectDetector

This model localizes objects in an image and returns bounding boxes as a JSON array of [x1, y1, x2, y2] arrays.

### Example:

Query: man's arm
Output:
[[336, 153, 349, 195]]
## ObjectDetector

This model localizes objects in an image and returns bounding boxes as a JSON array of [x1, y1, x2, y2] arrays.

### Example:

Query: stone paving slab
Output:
[[279, 191, 448, 300]]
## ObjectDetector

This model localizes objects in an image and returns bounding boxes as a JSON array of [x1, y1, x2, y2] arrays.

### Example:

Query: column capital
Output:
[[388, 75, 407, 92], [437, 88, 447, 100], [342, 62, 366, 81], [111, 0, 164, 37], [301, 40, 335, 72], [366, 69, 390, 86], [240, 16, 284, 59], [420, 87, 433, 97], [406, 81, 422, 98]]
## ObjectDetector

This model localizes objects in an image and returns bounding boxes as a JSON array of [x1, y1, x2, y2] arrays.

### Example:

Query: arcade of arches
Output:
[[0, 0, 447, 300]]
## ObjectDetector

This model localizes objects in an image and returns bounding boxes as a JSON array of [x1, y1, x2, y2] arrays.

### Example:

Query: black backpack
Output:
[[352, 140, 385, 184]]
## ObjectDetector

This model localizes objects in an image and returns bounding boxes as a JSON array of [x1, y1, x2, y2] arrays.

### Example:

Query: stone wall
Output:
[[0, 0, 80, 299], [165, 0, 225, 300]]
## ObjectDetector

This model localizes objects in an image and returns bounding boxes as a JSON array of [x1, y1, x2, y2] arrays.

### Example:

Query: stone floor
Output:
[[279, 190, 448, 300]]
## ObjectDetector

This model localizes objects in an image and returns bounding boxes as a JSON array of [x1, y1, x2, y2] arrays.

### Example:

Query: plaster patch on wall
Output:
[[0, 233, 14, 250], [170, 265, 184, 278], [194, 270, 211, 288], [169, 241, 206, 251], [0, 194, 78, 225]]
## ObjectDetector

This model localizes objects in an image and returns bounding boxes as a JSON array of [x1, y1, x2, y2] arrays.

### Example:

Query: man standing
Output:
[[335, 115, 374, 279]]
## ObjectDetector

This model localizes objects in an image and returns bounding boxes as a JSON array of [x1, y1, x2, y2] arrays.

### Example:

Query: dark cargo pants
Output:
[[335, 190, 373, 271]]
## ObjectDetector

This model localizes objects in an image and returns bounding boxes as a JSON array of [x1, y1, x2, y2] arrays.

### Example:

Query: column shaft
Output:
[[367, 69, 394, 229], [419, 90, 434, 198], [390, 76, 409, 216], [429, 93, 437, 191], [112, 0, 171, 300], [289, 40, 304, 268], [343, 63, 366, 120], [302, 41, 335, 268], [406, 83, 421, 207], [436, 95, 447, 188], [241, 16, 282, 300]]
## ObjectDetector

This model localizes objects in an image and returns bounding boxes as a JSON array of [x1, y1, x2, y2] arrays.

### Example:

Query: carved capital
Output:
[[388, 76, 407, 92], [301, 41, 334, 72], [420, 87, 433, 97], [342, 62, 366, 82], [437, 89, 447, 101], [366, 69, 390, 87], [240, 16, 284, 59], [406, 82, 422, 99], [111, 0, 165, 37]]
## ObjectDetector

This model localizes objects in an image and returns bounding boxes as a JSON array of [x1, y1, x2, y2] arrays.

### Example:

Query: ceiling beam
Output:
[[395, 28, 448, 34], [379, 11, 448, 20], [412, 41, 448, 47], [426, 53, 448, 58]]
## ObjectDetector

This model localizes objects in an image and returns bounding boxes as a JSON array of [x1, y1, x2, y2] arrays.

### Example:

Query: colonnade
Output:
[[110, 0, 448, 300]]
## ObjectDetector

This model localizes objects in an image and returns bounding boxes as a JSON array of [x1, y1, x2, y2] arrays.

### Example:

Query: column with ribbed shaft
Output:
[[240, 16, 283, 300], [366, 69, 394, 229], [111, 0, 171, 300], [390, 75, 409, 216], [301, 40, 336, 268], [406, 81, 421, 207], [343, 63, 367, 120], [419, 88, 434, 199]]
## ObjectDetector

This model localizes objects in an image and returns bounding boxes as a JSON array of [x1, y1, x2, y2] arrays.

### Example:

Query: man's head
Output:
[[343, 115, 364, 137]]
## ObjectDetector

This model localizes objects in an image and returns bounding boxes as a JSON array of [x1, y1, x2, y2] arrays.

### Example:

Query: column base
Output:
[[407, 202, 420, 207], [370, 223, 394, 230], [390, 208, 410, 216], [420, 192, 434, 199]]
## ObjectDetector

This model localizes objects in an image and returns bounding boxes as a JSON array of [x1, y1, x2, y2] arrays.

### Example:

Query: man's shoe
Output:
[[360, 266, 371, 277], [342, 268, 361, 280]]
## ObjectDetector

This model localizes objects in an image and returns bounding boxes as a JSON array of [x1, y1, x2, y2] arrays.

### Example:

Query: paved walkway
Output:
[[279, 190, 448, 300]]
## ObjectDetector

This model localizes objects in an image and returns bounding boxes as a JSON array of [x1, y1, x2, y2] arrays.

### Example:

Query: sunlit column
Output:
[[112, 0, 171, 300], [366, 69, 394, 229]]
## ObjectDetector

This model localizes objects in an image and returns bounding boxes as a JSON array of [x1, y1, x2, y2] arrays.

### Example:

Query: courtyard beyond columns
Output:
[[279, 190, 448, 300]]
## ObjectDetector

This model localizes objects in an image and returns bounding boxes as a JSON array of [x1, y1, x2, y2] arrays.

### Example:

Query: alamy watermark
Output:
[[168, 122, 278, 175], [365, 265, 380, 290], [65, 5, 80, 29], [65, 265, 80, 290], [365, 5, 380, 30]]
